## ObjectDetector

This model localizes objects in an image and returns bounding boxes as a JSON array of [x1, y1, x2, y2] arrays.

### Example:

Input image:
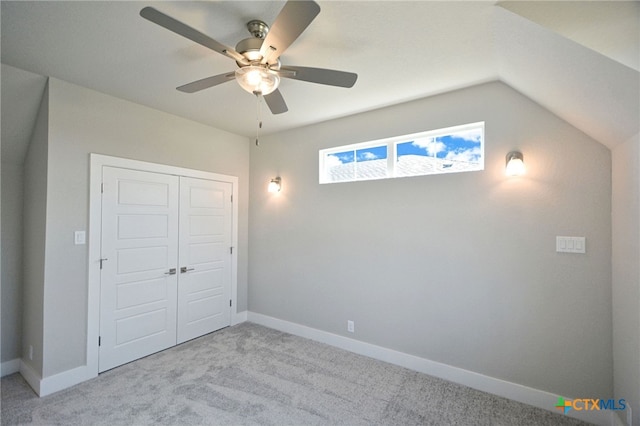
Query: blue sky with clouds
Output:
[[327, 126, 483, 165]]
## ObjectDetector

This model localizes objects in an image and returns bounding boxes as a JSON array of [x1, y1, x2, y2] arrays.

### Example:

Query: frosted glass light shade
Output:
[[505, 151, 525, 176], [268, 177, 281, 193], [235, 66, 280, 95]]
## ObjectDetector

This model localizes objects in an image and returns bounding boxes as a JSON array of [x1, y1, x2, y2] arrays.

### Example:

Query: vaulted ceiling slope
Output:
[[499, 1, 638, 71], [495, 3, 639, 149], [1, 65, 48, 164], [1, 1, 638, 164]]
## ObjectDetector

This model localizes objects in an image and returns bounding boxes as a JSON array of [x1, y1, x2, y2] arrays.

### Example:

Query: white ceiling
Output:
[[2, 1, 639, 164]]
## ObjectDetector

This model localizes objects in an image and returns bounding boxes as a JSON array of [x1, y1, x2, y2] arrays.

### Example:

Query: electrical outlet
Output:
[[347, 320, 355, 333], [29, 345, 33, 360]]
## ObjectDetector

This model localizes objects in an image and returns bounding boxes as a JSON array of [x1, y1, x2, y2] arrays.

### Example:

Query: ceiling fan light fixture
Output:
[[235, 66, 280, 95]]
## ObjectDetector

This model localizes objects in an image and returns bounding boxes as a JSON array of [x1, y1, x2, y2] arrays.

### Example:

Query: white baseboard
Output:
[[233, 310, 248, 325], [39, 365, 95, 397], [1, 358, 21, 377], [247, 312, 620, 426], [19, 360, 41, 395], [18, 360, 96, 397]]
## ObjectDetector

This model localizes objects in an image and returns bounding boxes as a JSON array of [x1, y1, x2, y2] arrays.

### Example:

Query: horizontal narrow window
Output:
[[320, 122, 484, 184]]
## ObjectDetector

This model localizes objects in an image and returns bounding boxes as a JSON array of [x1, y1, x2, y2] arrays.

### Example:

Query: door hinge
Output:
[[98, 336, 101, 347], [229, 299, 232, 307], [101, 183, 104, 193], [231, 194, 233, 203], [230, 247, 233, 255]]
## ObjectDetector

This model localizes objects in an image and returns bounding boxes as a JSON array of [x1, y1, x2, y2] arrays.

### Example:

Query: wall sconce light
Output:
[[268, 177, 282, 193], [505, 151, 525, 176]]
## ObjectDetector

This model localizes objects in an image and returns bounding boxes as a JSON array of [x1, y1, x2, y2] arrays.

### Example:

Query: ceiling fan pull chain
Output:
[[255, 93, 264, 146]]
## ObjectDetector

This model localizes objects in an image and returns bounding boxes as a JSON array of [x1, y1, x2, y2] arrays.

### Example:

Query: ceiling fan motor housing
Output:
[[235, 37, 264, 63]]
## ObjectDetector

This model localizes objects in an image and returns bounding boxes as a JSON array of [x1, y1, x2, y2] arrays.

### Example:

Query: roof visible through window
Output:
[[319, 122, 484, 184]]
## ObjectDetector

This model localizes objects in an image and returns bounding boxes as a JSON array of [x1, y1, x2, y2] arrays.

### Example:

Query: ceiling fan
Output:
[[140, 1, 358, 114]]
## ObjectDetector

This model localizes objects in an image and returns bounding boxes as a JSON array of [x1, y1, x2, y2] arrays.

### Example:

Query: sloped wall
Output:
[[1, 161, 24, 367], [21, 81, 50, 377]]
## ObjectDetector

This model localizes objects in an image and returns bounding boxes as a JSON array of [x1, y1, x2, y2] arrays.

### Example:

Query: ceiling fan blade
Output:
[[264, 89, 288, 114], [279, 66, 358, 88], [177, 72, 235, 93], [260, 0, 321, 65], [140, 7, 247, 64]]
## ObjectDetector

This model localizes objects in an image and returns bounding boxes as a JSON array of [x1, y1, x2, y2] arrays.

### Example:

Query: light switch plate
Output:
[[556, 236, 585, 254], [74, 231, 86, 245]]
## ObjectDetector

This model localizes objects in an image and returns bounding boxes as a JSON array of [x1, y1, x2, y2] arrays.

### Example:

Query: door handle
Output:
[[164, 268, 177, 275], [180, 266, 195, 273]]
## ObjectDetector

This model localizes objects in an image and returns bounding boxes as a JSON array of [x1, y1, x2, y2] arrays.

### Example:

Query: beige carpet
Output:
[[1, 323, 589, 425]]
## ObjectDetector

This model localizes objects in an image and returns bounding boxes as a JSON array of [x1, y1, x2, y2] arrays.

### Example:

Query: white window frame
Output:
[[319, 122, 484, 184]]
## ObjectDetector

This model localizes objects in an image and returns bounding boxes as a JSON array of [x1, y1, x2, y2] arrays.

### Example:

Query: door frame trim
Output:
[[87, 153, 239, 377]]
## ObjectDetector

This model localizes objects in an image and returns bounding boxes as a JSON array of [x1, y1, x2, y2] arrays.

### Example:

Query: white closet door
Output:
[[99, 167, 179, 372], [177, 177, 232, 344]]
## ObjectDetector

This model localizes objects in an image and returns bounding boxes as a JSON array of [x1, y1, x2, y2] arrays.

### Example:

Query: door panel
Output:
[[99, 167, 179, 372], [116, 246, 169, 274], [177, 177, 232, 344], [118, 215, 169, 239], [115, 308, 168, 345], [116, 278, 168, 309]]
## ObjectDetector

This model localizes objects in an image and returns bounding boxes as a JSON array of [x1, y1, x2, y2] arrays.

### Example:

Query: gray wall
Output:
[[612, 132, 640, 425], [0, 65, 48, 370], [1, 161, 24, 364], [248, 81, 613, 398], [30, 78, 250, 377], [22, 82, 49, 376]]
